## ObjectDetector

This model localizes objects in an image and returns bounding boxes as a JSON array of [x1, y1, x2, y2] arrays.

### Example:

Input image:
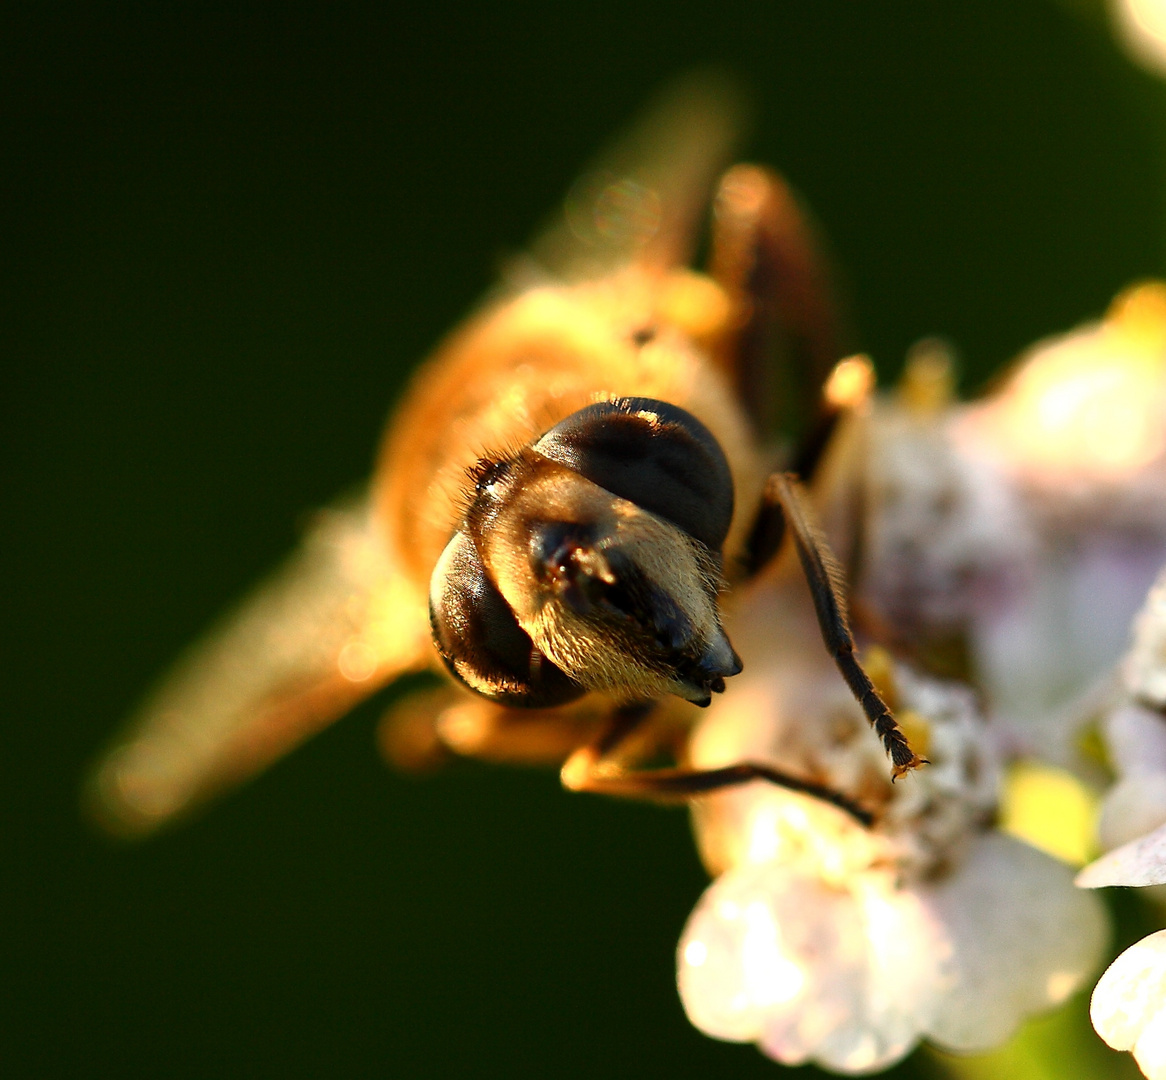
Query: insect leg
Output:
[[740, 353, 874, 578], [379, 689, 613, 771], [760, 472, 926, 779], [560, 702, 874, 826]]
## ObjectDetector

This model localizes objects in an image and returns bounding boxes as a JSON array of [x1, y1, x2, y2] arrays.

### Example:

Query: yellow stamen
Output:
[[999, 759, 1100, 867]]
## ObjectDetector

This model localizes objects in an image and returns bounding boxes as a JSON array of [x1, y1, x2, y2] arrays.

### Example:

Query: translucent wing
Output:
[[86, 493, 431, 837], [524, 71, 746, 282]]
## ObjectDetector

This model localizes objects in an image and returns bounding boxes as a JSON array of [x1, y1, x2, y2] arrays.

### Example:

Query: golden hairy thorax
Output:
[[373, 265, 764, 589]]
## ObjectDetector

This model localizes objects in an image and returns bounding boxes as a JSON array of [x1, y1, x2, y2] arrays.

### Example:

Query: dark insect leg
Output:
[[560, 701, 874, 827], [759, 472, 927, 778], [740, 485, 789, 581], [708, 164, 852, 446]]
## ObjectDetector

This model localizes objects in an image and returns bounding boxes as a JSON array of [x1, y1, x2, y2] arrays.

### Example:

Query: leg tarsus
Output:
[[740, 354, 876, 579]]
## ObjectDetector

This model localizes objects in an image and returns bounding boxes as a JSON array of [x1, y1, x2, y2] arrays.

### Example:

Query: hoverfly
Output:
[[87, 77, 924, 839]]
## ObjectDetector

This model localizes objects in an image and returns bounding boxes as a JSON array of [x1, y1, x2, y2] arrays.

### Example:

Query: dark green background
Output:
[[5, 2, 1164, 1077]]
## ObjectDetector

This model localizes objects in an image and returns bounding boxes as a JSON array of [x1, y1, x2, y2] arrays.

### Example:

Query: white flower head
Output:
[[947, 286, 1166, 768], [677, 567, 1108, 1074], [859, 376, 1034, 642], [955, 282, 1166, 521]]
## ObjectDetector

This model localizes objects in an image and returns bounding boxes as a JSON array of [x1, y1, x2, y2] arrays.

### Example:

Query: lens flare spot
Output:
[[338, 640, 378, 682], [684, 939, 709, 968], [593, 177, 663, 246], [717, 899, 741, 921], [824, 354, 875, 412], [566, 170, 662, 250], [1112, 0, 1166, 76], [1046, 970, 1078, 1004]]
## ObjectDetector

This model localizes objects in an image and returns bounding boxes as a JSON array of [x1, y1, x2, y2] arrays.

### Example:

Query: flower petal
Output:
[[678, 863, 861, 1052], [678, 862, 946, 1074], [796, 877, 945, 1074], [1097, 773, 1166, 854], [1091, 929, 1166, 1080], [1078, 819, 1166, 888], [1125, 566, 1166, 709], [921, 833, 1108, 1051]]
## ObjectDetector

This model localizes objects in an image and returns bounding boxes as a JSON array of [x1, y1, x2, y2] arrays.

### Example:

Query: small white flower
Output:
[[677, 289, 1166, 1072], [677, 567, 1107, 1074], [815, 333, 1166, 773], [956, 282, 1166, 511], [850, 357, 1034, 645]]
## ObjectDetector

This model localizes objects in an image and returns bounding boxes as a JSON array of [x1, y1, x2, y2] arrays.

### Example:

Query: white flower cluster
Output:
[[1078, 562, 1166, 1080], [676, 282, 1166, 1074], [678, 561, 1106, 1072]]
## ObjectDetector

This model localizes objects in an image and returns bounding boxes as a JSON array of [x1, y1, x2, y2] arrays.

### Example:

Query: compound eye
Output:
[[429, 530, 585, 707], [532, 398, 734, 552]]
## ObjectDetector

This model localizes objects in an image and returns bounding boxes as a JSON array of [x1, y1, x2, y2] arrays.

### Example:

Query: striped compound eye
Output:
[[429, 529, 586, 707], [531, 398, 735, 555], [429, 399, 741, 708]]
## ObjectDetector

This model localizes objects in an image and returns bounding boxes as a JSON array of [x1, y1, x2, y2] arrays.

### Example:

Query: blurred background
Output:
[[5, 1, 1166, 1076]]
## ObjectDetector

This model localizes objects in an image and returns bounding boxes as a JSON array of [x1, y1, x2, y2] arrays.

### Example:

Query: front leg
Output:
[[756, 473, 927, 779], [740, 353, 875, 578], [384, 687, 875, 825], [379, 686, 608, 771], [560, 701, 874, 826]]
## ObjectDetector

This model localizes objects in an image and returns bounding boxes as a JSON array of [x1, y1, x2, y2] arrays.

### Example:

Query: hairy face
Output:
[[467, 453, 739, 705]]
